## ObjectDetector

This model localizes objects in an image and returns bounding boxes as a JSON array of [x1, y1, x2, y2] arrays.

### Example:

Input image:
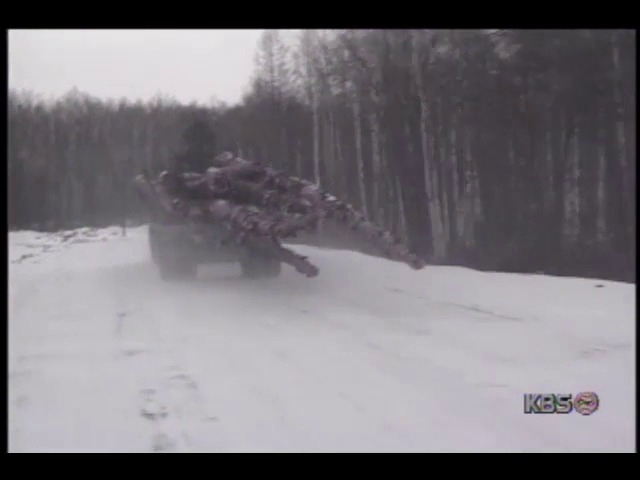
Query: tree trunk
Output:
[[450, 110, 461, 245], [596, 106, 607, 245], [412, 40, 445, 259], [353, 93, 368, 218], [395, 175, 407, 244], [610, 31, 631, 238], [369, 107, 382, 224], [544, 118, 555, 215], [312, 84, 321, 186], [563, 114, 580, 245], [324, 110, 335, 191], [460, 122, 476, 249], [334, 116, 344, 198], [295, 137, 303, 179], [435, 98, 450, 249]]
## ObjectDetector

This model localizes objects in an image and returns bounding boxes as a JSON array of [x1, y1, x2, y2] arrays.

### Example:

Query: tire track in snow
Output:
[[113, 298, 222, 452], [10, 227, 634, 452]]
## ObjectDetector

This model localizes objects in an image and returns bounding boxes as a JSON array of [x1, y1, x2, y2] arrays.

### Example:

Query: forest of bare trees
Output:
[[8, 29, 635, 282]]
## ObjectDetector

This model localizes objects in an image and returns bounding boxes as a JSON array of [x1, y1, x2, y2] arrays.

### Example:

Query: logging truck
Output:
[[147, 221, 282, 281]]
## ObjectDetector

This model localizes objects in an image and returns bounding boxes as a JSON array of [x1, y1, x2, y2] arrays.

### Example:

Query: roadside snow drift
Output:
[[8, 226, 635, 452]]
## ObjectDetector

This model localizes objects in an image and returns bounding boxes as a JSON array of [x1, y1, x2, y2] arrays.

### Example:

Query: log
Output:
[[135, 152, 426, 277], [133, 174, 321, 276], [200, 156, 425, 269]]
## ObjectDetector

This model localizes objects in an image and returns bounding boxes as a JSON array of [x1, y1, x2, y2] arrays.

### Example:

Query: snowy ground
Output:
[[8, 226, 636, 452]]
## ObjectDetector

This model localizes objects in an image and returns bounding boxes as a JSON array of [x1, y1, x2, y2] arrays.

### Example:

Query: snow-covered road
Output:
[[8, 226, 636, 452]]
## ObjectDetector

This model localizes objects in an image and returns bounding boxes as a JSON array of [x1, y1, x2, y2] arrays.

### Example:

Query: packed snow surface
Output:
[[8, 226, 635, 452]]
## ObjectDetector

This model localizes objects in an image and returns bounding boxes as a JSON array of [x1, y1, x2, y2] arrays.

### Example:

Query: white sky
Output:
[[9, 29, 267, 106]]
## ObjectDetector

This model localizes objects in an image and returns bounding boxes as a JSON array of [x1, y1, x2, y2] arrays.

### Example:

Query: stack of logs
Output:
[[134, 152, 425, 278]]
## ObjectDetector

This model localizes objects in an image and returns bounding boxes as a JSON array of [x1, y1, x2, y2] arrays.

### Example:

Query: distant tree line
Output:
[[8, 29, 635, 282]]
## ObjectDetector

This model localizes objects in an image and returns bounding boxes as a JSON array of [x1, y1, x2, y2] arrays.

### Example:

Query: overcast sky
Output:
[[9, 29, 266, 106]]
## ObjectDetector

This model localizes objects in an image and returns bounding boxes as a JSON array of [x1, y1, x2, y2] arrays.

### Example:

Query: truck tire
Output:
[[240, 254, 282, 279], [148, 224, 166, 267], [149, 225, 197, 281], [158, 257, 198, 281]]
